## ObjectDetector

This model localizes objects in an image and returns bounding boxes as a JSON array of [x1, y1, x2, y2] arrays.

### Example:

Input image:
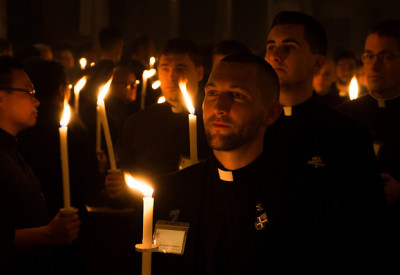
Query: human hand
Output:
[[382, 172, 400, 205], [105, 170, 125, 199], [45, 209, 80, 245]]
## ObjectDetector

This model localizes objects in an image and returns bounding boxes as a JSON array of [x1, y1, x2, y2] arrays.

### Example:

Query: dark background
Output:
[[2, 0, 400, 60]]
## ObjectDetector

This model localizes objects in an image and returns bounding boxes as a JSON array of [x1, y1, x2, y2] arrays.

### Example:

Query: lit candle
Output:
[[149, 56, 156, 69], [125, 173, 155, 275], [59, 99, 72, 209], [141, 69, 156, 110], [349, 76, 359, 100], [79, 58, 87, 70], [73, 76, 87, 115], [179, 81, 198, 164], [97, 77, 117, 170]]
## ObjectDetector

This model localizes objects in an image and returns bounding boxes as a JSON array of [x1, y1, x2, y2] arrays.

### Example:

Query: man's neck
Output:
[[0, 122, 18, 137], [100, 52, 117, 64], [279, 82, 313, 106], [370, 88, 400, 101], [213, 134, 264, 171]]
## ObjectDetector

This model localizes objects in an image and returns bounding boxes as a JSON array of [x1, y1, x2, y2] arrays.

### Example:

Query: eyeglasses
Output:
[[361, 52, 400, 64], [112, 81, 139, 90], [0, 87, 36, 96]]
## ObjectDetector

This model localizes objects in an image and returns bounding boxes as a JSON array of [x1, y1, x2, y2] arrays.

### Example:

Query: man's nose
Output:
[[214, 93, 233, 114]]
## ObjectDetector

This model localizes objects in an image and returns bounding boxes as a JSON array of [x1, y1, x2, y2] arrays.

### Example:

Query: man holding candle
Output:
[[338, 20, 400, 273], [263, 11, 385, 272], [107, 38, 210, 199], [152, 53, 347, 274], [0, 56, 80, 273]]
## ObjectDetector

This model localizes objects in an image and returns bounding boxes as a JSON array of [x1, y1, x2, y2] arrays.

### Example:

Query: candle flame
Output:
[[97, 76, 113, 103], [179, 81, 195, 115], [79, 58, 87, 70], [157, 96, 165, 104], [60, 99, 71, 127], [124, 173, 153, 197], [349, 76, 359, 100], [74, 76, 87, 95], [143, 69, 157, 79], [90, 62, 95, 67], [149, 57, 156, 67], [152, 80, 161, 90]]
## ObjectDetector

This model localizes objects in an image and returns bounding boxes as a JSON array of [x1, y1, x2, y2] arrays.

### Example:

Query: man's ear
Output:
[[313, 54, 326, 74], [263, 101, 282, 127], [196, 65, 204, 82]]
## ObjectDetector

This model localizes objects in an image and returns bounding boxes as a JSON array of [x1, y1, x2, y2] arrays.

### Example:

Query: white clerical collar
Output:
[[283, 106, 292, 116], [218, 168, 234, 182], [377, 99, 386, 108]]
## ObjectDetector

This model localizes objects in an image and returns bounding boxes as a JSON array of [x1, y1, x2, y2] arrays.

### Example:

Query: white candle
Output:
[[96, 105, 101, 152], [97, 77, 117, 170], [179, 81, 198, 164], [189, 113, 198, 163], [124, 174, 154, 275], [59, 100, 71, 209], [73, 76, 87, 115], [141, 69, 157, 110]]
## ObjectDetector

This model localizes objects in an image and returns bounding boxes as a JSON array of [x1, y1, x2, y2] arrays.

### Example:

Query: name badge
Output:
[[154, 220, 189, 255]]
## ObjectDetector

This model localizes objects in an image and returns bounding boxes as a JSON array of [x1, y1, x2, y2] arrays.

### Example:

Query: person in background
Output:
[[0, 56, 80, 273], [264, 11, 385, 273], [313, 57, 346, 107], [337, 20, 400, 274], [212, 39, 252, 68], [0, 38, 13, 56]]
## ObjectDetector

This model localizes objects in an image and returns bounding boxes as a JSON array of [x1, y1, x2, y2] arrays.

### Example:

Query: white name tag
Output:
[[154, 220, 189, 255]]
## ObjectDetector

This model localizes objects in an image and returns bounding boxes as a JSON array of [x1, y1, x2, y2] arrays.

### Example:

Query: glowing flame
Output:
[[74, 76, 87, 96], [143, 69, 156, 79], [97, 76, 113, 103], [179, 81, 195, 115], [152, 80, 161, 90], [157, 96, 165, 104], [149, 57, 156, 68], [79, 58, 87, 70], [349, 76, 359, 100], [60, 99, 71, 127], [124, 173, 153, 197], [90, 62, 95, 67]]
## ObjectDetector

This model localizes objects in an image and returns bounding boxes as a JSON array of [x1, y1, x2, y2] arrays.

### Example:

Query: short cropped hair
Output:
[[368, 20, 400, 51], [213, 40, 252, 56], [98, 27, 123, 50], [130, 34, 152, 55], [160, 38, 202, 67], [333, 50, 357, 64], [219, 53, 280, 104], [0, 56, 25, 87], [25, 60, 67, 104], [53, 43, 74, 60], [271, 11, 327, 56]]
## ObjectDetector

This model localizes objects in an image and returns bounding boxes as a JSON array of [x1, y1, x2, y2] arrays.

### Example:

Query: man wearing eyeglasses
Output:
[[105, 66, 140, 144], [0, 56, 80, 273], [338, 20, 400, 273]]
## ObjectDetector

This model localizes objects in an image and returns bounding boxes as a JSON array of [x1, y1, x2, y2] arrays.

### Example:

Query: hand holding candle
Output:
[[179, 81, 198, 164]]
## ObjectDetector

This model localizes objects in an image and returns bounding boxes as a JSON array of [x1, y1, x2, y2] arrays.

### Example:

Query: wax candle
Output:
[[73, 76, 87, 115], [97, 77, 117, 170], [59, 100, 71, 209], [179, 81, 198, 164], [124, 174, 154, 275], [141, 69, 156, 110]]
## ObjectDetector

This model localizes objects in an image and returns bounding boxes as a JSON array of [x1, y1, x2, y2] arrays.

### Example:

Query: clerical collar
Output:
[[283, 106, 292, 116], [212, 153, 265, 183], [370, 93, 400, 108]]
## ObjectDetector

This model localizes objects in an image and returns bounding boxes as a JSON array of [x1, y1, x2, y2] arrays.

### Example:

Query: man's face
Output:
[[265, 24, 316, 89], [335, 58, 357, 86], [203, 61, 268, 151], [313, 59, 335, 94], [111, 70, 137, 103], [58, 50, 74, 69], [157, 54, 203, 107], [0, 69, 40, 134], [363, 34, 400, 98]]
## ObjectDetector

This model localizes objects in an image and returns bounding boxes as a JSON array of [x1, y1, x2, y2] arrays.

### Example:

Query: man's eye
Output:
[[207, 90, 216, 96], [234, 93, 244, 99], [266, 45, 275, 53]]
